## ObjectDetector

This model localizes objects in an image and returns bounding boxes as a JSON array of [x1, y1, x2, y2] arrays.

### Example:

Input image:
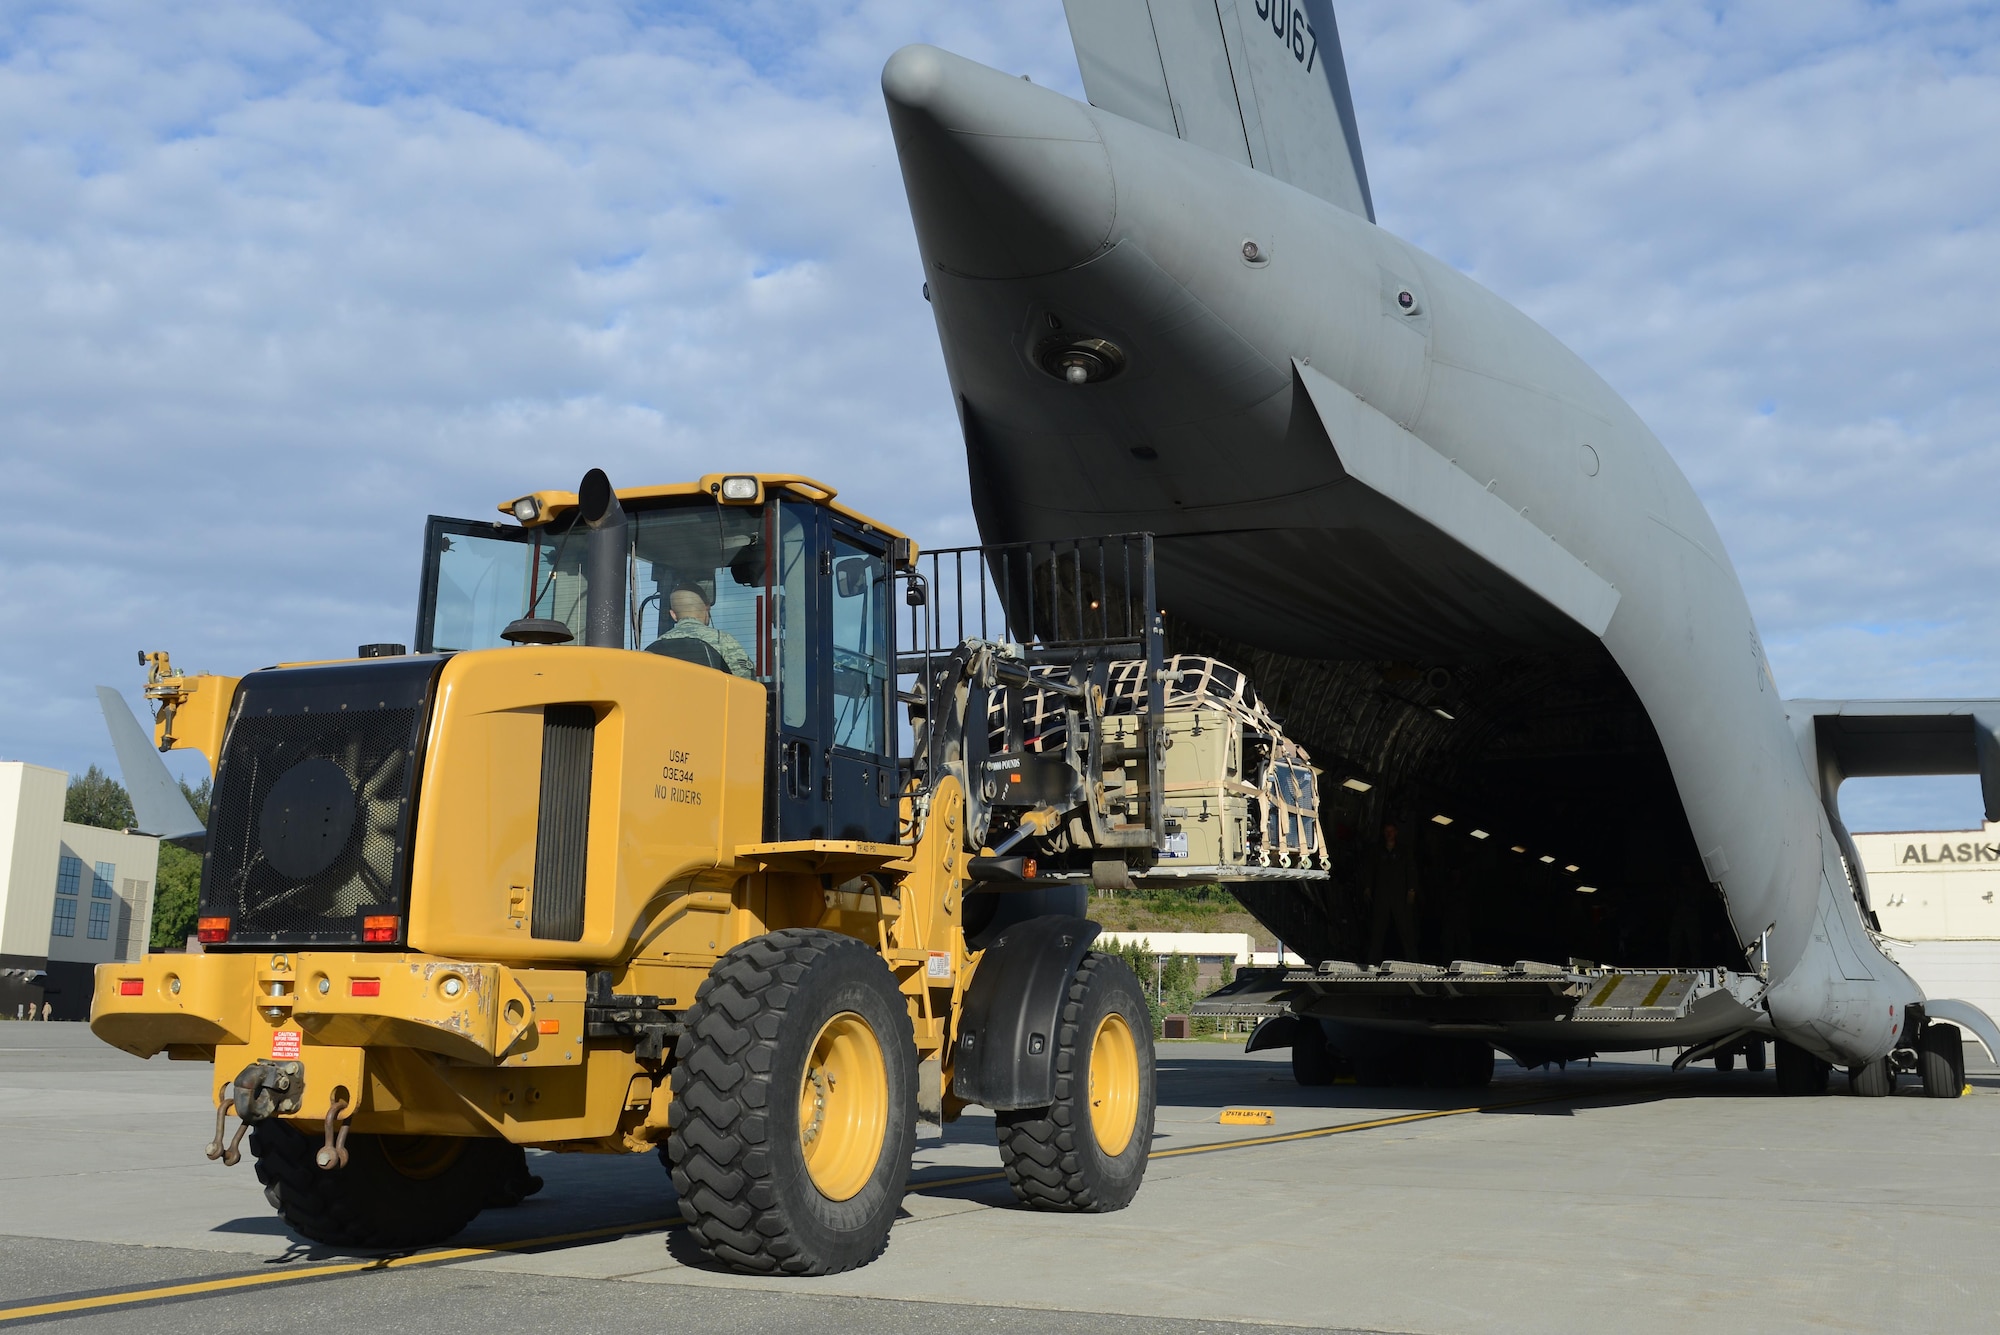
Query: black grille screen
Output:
[[201, 658, 442, 947], [532, 704, 594, 941]]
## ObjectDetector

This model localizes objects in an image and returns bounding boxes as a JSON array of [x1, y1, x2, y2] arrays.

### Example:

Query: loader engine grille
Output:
[[199, 657, 443, 947]]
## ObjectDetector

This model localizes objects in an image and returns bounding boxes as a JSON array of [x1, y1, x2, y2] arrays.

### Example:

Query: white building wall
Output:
[[47, 822, 159, 967], [0, 763, 66, 963], [1096, 932, 1257, 964], [1854, 822, 2000, 1021]]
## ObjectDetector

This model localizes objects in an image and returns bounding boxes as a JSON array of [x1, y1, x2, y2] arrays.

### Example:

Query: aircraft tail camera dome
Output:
[[1041, 337, 1125, 385]]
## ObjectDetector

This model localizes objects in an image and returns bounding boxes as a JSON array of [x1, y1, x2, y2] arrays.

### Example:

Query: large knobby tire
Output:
[[1291, 1018, 1339, 1087], [995, 952, 1155, 1212], [249, 1122, 535, 1249], [1774, 1039, 1830, 1096], [666, 929, 917, 1275], [1919, 1023, 1966, 1098]]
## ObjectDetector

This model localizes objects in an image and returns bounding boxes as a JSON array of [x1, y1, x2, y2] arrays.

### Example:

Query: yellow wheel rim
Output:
[[377, 1135, 465, 1181], [1088, 1011, 1140, 1157], [798, 1010, 889, 1202]]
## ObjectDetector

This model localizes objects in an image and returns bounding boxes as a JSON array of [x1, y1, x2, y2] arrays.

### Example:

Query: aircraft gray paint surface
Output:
[[883, 1, 2000, 1068]]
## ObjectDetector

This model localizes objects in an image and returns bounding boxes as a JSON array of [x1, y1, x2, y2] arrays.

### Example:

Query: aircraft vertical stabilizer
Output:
[[1062, 0, 1374, 220]]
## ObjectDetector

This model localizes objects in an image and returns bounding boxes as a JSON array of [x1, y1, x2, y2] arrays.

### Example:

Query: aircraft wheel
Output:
[[1918, 1023, 1967, 1099], [250, 1122, 532, 1249], [1744, 1040, 1767, 1072], [1291, 1019, 1339, 1086], [996, 951, 1156, 1212], [1847, 1057, 1894, 1097], [666, 929, 916, 1275], [1421, 1038, 1494, 1089], [1714, 1050, 1736, 1072], [1774, 1039, 1830, 1096]]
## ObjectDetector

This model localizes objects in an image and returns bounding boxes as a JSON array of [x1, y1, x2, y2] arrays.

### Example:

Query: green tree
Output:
[[1098, 936, 1164, 1035], [150, 778, 211, 951], [65, 765, 133, 830]]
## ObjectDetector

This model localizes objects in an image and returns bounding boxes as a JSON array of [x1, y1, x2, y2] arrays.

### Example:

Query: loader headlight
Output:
[[719, 476, 760, 502], [511, 496, 541, 523]]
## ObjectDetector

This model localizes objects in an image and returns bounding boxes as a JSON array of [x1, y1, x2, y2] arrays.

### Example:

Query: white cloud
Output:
[[4, 1, 1997, 834]]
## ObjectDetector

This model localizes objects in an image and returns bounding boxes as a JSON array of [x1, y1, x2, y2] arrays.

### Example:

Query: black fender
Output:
[[1245, 1013, 1300, 1053], [951, 914, 1100, 1111]]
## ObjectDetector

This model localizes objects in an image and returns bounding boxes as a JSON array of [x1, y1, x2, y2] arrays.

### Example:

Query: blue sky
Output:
[[3, 0, 1997, 831]]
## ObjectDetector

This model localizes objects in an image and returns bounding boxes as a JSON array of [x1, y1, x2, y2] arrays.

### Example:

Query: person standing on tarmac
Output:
[[645, 586, 755, 678], [1367, 820, 1421, 963]]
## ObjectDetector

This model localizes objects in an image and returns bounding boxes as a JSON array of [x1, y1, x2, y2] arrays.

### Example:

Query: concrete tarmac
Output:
[[2, 1022, 1996, 1333]]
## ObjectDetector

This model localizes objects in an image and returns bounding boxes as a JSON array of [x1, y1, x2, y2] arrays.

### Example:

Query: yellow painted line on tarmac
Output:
[[0, 1084, 1642, 1324], [0, 1215, 683, 1325]]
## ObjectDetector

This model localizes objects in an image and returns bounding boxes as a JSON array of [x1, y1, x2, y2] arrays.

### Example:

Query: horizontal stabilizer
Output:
[[1063, 0, 1374, 220], [95, 686, 205, 848], [1786, 699, 2000, 822], [1295, 359, 1622, 638]]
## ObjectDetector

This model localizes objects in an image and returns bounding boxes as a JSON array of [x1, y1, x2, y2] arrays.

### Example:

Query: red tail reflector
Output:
[[197, 916, 231, 944], [350, 979, 382, 998], [118, 978, 144, 996], [362, 915, 400, 943], [1022, 858, 1038, 879]]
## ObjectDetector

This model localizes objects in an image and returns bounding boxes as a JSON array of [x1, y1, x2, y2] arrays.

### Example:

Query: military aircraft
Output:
[[882, 1, 2000, 1092]]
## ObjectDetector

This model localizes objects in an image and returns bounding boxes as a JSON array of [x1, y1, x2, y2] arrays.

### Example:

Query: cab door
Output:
[[766, 501, 898, 844], [824, 521, 898, 843]]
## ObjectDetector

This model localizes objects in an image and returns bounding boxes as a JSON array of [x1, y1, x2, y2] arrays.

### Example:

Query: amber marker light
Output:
[[197, 916, 231, 944], [362, 915, 400, 943]]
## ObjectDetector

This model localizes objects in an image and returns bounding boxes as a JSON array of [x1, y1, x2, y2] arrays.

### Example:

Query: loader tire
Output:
[[995, 952, 1155, 1213], [249, 1122, 530, 1249], [665, 929, 916, 1276], [1919, 1023, 1966, 1098]]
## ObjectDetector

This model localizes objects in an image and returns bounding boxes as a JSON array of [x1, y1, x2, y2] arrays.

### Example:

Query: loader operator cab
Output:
[[414, 472, 904, 845]]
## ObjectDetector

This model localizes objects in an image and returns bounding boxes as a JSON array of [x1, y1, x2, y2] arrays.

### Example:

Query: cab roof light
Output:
[[718, 476, 759, 502], [1539, 855, 1555, 864], [1341, 778, 1372, 793], [1511, 845, 1528, 854], [197, 916, 231, 944], [1431, 814, 1453, 826], [362, 915, 400, 944], [1469, 829, 1490, 840], [511, 496, 541, 523], [1576, 885, 1599, 894]]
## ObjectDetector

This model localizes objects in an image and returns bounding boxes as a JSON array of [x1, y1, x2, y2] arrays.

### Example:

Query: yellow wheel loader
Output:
[[90, 470, 1321, 1273]]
